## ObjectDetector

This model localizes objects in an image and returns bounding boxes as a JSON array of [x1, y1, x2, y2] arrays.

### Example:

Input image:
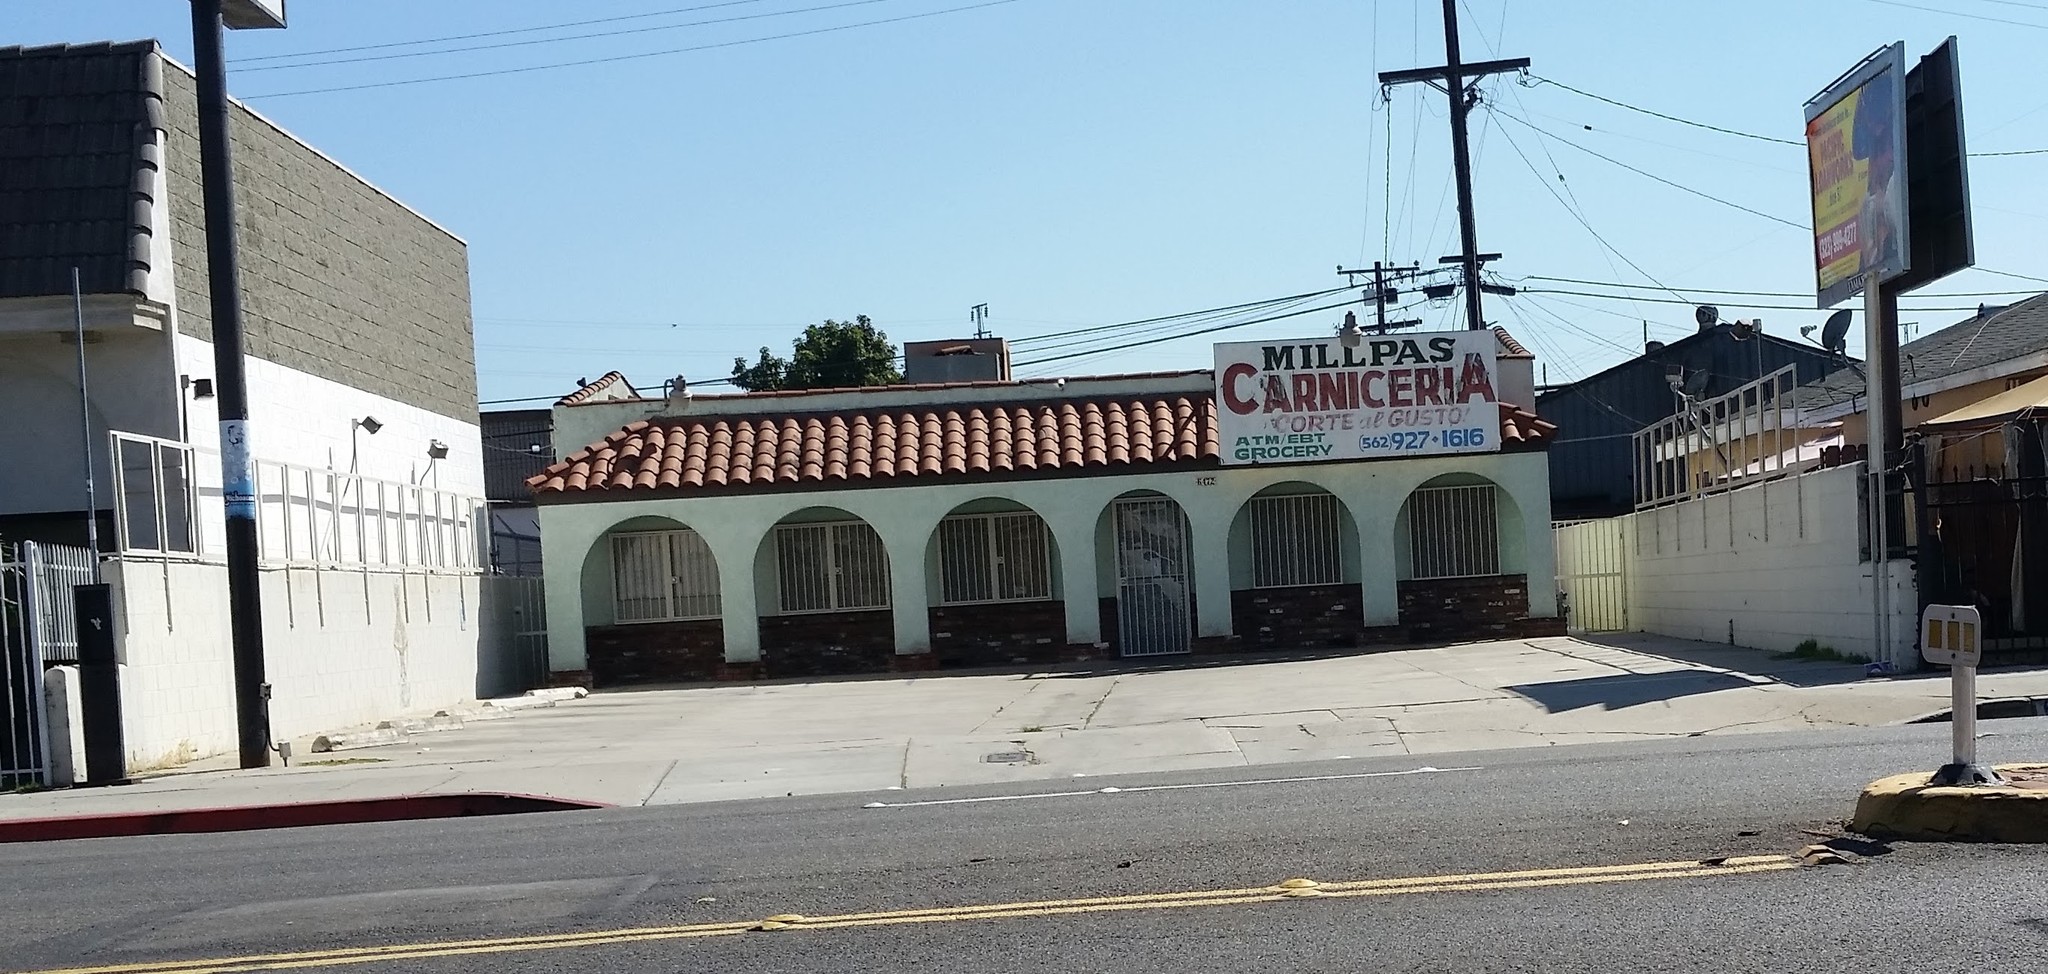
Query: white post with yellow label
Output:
[[1922, 604, 2003, 786]]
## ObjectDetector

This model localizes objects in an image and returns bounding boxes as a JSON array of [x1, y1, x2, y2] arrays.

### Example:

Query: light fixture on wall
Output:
[[1337, 310, 1365, 349], [348, 415, 381, 476], [426, 439, 450, 460]]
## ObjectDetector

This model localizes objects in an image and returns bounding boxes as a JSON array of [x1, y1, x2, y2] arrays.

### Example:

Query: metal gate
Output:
[[3, 541, 95, 789], [1112, 497, 1193, 657], [480, 575, 550, 697], [1553, 518, 1629, 633]]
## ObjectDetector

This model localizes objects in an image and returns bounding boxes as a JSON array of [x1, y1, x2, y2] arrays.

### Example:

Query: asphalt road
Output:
[[6, 720, 2046, 973]]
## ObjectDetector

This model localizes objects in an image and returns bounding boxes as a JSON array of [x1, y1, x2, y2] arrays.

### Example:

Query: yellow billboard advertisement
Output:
[[1805, 43, 1908, 307]]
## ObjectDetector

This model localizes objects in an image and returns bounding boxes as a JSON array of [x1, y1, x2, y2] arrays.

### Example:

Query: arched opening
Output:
[[924, 498, 1063, 668], [1094, 490, 1193, 657], [579, 514, 723, 686], [1393, 473, 1530, 641], [1226, 482, 1362, 649], [753, 506, 895, 676]]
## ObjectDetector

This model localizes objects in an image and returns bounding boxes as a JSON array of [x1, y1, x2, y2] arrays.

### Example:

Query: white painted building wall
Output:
[[173, 333, 484, 495], [1569, 463, 1917, 664], [104, 558, 481, 770], [539, 449, 1558, 671], [0, 319, 180, 519]]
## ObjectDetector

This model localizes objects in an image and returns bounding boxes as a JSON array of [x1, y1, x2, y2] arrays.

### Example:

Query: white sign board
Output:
[[1921, 603, 1982, 667], [1214, 331, 1501, 465]]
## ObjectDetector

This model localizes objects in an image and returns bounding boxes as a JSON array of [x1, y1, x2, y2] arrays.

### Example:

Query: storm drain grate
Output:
[[983, 751, 1030, 764]]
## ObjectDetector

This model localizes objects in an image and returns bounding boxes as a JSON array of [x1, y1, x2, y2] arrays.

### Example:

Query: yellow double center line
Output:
[[29, 855, 1797, 974]]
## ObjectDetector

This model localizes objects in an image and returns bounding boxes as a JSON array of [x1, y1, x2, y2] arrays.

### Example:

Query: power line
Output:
[[1005, 286, 1358, 346], [1487, 107, 1805, 229], [239, 0, 777, 62], [1861, 0, 2048, 28], [1489, 113, 1694, 306], [480, 393, 568, 406], [1529, 73, 2048, 158], [1522, 287, 1997, 313], [1013, 293, 1336, 357], [1519, 275, 2041, 300], [1527, 74, 1799, 146], [246, 0, 1027, 99], [1511, 294, 1643, 358], [239, 0, 903, 73], [1013, 297, 1376, 368], [1980, 267, 2048, 285]]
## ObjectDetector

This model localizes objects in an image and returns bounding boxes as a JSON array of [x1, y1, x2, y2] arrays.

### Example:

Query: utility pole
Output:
[[1338, 262, 1423, 332], [970, 303, 990, 339], [190, 0, 287, 770], [1380, 0, 1528, 331]]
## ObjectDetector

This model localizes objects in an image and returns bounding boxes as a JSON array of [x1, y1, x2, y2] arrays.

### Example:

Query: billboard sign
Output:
[[1895, 37, 1974, 295], [1214, 331, 1500, 465], [1805, 43, 1909, 307]]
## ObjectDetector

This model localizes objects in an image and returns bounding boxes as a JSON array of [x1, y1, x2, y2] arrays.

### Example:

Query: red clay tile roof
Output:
[[1492, 325, 1533, 358], [555, 371, 632, 406], [529, 395, 1558, 497]]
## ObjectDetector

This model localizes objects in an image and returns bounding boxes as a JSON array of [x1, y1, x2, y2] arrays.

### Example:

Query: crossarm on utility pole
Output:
[[1378, 1, 1529, 331]]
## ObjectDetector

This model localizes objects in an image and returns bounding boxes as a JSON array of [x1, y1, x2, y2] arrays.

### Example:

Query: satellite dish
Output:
[[1820, 309, 1853, 355], [1682, 368, 1712, 398], [1694, 305, 1721, 331], [1731, 320, 1756, 341]]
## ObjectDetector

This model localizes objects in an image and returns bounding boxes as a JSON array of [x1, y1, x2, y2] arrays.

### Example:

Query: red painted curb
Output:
[[0, 793, 611, 843]]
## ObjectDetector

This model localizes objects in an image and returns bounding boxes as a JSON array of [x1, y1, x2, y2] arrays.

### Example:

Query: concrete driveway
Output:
[[7, 634, 2044, 818]]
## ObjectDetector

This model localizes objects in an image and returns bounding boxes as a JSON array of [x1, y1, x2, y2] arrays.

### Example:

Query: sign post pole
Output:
[[1922, 604, 2002, 785], [1864, 270, 1892, 672]]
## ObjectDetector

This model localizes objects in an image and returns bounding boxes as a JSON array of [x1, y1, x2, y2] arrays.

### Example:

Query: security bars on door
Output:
[[1248, 492, 1344, 588], [775, 521, 890, 613], [937, 512, 1053, 604], [110, 431, 483, 573], [610, 529, 721, 623], [1405, 484, 1500, 580]]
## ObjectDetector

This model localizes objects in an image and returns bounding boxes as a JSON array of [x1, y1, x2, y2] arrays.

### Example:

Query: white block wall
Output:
[[105, 559, 481, 771], [1621, 463, 1918, 665]]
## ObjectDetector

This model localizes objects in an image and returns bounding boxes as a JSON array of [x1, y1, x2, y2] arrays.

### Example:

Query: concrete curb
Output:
[[1850, 765, 2048, 843], [309, 728, 410, 753], [1904, 697, 2048, 724], [378, 714, 464, 735], [479, 696, 557, 714], [0, 793, 613, 844], [526, 687, 588, 702]]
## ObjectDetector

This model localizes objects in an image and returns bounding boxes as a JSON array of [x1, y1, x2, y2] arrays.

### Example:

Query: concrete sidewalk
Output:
[[6, 633, 2046, 819]]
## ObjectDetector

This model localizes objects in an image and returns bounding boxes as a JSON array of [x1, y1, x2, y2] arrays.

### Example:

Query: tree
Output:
[[730, 315, 902, 392]]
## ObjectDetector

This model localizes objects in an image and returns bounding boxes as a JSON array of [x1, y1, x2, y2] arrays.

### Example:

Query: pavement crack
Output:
[[897, 740, 911, 790], [642, 759, 682, 805], [1080, 676, 1121, 730], [968, 681, 1045, 735]]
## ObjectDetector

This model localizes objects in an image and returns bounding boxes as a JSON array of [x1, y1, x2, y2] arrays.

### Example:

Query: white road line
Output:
[[861, 766, 1482, 808]]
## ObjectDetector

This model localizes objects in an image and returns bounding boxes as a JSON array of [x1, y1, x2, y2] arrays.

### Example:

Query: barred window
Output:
[[610, 529, 721, 623], [1405, 484, 1500, 579], [776, 520, 890, 613], [937, 512, 1053, 604], [1248, 492, 1345, 588]]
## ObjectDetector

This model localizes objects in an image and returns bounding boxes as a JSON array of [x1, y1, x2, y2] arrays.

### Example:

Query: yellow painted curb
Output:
[[1851, 765, 2048, 843]]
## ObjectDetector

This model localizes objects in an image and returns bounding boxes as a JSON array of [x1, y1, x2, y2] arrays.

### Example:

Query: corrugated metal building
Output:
[[1536, 324, 1845, 520], [482, 409, 552, 575]]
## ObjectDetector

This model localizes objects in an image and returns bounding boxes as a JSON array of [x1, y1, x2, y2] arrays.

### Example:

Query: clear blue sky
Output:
[[18, 0, 2048, 403]]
